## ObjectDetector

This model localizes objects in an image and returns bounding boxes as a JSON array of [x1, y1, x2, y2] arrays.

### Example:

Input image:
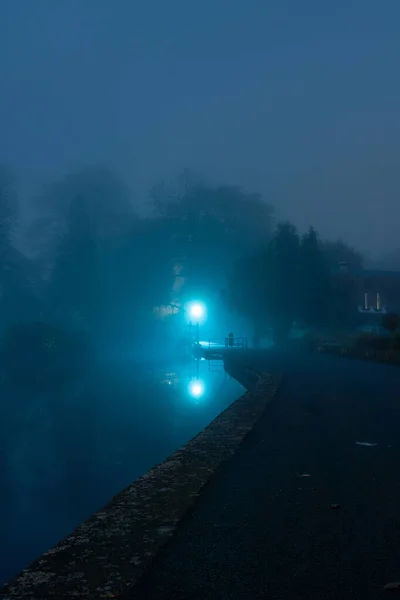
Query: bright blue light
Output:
[[186, 301, 206, 323], [190, 303, 204, 319], [188, 379, 205, 400]]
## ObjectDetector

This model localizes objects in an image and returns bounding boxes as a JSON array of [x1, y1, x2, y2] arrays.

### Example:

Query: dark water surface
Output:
[[0, 357, 245, 585]]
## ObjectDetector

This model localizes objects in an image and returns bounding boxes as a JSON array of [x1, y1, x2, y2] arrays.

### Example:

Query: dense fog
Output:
[[2, 0, 400, 587]]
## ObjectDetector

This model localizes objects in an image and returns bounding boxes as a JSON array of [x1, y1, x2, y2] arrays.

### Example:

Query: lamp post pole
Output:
[[188, 302, 205, 346]]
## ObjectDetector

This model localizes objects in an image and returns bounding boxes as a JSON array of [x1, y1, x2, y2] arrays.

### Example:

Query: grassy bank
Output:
[[308, 331, 400, 367]]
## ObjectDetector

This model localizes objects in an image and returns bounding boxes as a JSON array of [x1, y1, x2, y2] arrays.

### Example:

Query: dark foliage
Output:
[[353, 332, 393, 352], [381, 312, 400, 333], [0, 321, 92, 390], [223, 221, 366, 343]]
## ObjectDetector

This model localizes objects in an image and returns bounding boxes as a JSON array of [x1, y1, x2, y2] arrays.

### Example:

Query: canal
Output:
[[0, 356, 245, 585]]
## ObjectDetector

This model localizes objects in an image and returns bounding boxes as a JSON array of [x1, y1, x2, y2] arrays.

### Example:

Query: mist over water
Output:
[[0, 357, 244, 584], [1, 1, 400, 590]]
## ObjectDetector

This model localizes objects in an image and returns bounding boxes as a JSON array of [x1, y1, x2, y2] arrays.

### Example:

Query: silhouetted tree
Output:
[[223, 251, 268, 347], [150, 173, 274, 299], [133, 218, 175, 310], [27, 166, 136, 274], [224, 221, 301, 346], [34, 166, 134, 235], [263, 222, 301, 344], [97, 216, 176, 345], [50, 196, 99, 332], [299, 227, 332, 328], [0, 167, 43, 331], [330, 266, 360, 329]]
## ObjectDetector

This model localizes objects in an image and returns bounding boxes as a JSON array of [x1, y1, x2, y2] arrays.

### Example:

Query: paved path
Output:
[[129, 350, 400, 599]]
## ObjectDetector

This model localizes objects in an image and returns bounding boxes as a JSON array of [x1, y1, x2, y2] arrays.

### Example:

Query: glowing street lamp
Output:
[[187, 301, 206, 345], [189, 303, 205, 321]]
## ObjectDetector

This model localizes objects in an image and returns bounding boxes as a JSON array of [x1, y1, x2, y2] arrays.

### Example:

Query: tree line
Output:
[[0, 163, 369, 534], [225, 223, 364, 346], [0, 164, 364, 383]]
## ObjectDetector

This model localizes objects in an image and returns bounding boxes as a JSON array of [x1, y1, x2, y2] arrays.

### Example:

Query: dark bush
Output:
[[352, 332, 393, 352], [381, 312, 400, 333], [393, 331, 400, 350], [0, 321, 93, 389]]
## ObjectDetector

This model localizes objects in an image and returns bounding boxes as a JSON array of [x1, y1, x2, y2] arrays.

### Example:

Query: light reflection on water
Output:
[[0, 358, 245, 584]]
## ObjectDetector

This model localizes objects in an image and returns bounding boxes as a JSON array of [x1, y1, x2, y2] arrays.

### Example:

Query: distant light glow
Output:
[[189, 302, 205, 321], [188, 379, 205, 399]]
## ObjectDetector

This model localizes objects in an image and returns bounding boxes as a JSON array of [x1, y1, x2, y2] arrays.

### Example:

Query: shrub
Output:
[[352, 332, 393, 352], [393, 331, 400, 350], [0, 321, 93, 389], [381, 312, 400, 333]]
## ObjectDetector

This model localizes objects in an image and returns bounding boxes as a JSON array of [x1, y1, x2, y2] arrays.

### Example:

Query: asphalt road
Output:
[[128, 350, 400, 600]]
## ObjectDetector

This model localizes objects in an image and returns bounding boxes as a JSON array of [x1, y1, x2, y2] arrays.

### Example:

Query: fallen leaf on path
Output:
[[384, 581, 400, 591], [330, 504, 340, 509], [356, 442, 378, 447]]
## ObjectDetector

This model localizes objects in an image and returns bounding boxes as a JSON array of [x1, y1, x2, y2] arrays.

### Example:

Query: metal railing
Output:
[[206, 337, 248, 349], [224, 336, 248, 349]]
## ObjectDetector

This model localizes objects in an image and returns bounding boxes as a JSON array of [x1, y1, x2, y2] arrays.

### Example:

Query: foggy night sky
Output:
[[1, 0, 400, 258]]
